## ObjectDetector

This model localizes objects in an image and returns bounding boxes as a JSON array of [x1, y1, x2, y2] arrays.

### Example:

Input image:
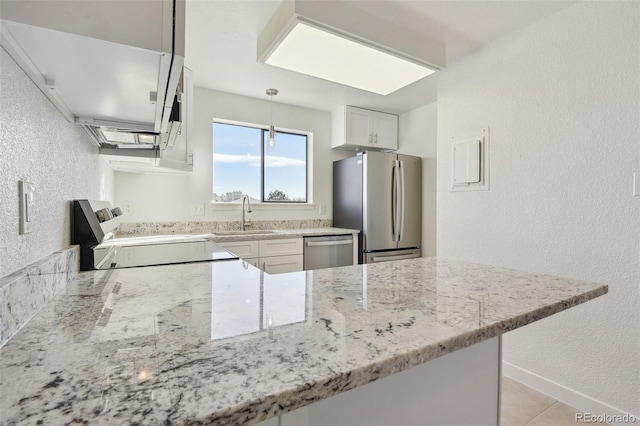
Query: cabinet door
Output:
[[373, 111, 398, 150], [217, 240, 260, 258], [259, 238, 303, 257], [261, 255, 304, 274], [345, 106, 373, 146]]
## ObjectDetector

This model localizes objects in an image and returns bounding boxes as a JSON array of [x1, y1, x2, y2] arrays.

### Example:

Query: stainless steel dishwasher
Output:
[[303, 235, 354, 270]]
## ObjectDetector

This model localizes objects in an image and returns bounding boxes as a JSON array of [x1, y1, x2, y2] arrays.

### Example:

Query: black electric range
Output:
[[72, 200, 238, 270]]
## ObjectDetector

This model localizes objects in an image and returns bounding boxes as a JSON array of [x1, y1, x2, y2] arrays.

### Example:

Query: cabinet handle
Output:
[[306, 240, 352, 247], [374, 134, 378, 143], [262, 262, 266, 271]]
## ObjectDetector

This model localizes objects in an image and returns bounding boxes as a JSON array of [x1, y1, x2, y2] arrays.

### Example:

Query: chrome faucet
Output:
[[241, 195, 252, 231]]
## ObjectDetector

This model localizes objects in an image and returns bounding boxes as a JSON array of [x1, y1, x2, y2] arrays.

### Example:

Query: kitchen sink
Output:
[[213, 230, 277, 236]]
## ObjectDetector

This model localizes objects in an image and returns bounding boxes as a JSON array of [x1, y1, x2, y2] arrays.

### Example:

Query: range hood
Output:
[[85, 85, 183, 151], [95, 68, 194, 175], [98, 149, 193, 174]]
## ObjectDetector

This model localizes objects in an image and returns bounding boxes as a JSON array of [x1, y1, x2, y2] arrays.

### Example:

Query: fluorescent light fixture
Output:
[[263, 20, 436, 95]]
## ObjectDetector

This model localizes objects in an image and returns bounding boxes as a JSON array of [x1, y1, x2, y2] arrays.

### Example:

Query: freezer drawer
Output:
[[364, 248, 421, 264], [303, 235, 354, 270]]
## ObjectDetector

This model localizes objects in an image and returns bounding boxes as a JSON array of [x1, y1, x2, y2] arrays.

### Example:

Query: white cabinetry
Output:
[[261, 255, 304, 274], [332, 106, 398, 151], [158, 67, 193, 171], [0, 0, 184, 133], [99, 67, 194, 175], [255, 337, 500, 426], [219, 238, 303, 274]]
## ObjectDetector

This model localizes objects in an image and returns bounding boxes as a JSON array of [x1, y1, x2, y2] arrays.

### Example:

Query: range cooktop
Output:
[[72, 200, 238, 270], [95, 239, 238, 270]]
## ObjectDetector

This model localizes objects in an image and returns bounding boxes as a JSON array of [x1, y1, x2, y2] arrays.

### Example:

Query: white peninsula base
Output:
[[258, 336, 501, 426]]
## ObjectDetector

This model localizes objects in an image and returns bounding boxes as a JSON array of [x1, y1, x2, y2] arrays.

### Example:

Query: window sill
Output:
[[209, 202, 316, 211]]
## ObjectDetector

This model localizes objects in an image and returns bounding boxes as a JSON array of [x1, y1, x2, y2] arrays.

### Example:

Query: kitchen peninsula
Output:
[[0, 257, 607, 425]]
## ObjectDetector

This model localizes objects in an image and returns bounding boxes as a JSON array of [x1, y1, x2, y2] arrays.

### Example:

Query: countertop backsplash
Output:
[[0, 246, 79, 348], [116, 219, 332, 237]]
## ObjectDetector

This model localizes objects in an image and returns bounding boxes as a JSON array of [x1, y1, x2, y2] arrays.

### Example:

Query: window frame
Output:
[[212, 120, 309, 204]]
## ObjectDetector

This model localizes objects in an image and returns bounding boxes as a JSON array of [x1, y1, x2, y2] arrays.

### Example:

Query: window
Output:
[[212, 122, 308, 203]]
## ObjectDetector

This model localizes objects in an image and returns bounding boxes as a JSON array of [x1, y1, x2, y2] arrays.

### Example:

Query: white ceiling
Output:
[[185, 0, 574, 114]]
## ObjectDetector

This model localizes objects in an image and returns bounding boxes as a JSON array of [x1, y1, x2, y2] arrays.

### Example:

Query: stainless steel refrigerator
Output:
[[333, 151, 421, 264]]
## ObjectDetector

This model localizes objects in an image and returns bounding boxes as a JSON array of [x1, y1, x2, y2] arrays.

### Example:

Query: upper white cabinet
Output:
[[0, 0, 185, 134], [332, 106, 398, 151]]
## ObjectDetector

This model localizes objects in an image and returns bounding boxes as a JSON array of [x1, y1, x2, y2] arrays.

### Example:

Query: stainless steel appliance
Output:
[[303, 235, 354, 270], [72, 200, 237, 270], [333, 151, 422, 264]]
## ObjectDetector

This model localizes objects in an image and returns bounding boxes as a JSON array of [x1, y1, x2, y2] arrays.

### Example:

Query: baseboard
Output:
[[502, 361, 638, 424]]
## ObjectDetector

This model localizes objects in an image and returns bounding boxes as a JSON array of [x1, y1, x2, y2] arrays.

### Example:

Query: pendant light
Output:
[[266, 88, 278, 148]]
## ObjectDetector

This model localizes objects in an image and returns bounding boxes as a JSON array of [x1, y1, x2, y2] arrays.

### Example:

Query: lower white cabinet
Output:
[[217, 240, 259, 258], [259, 238, 303, 257], [218, 238, 303, 274], [261, 255, 304, 274]]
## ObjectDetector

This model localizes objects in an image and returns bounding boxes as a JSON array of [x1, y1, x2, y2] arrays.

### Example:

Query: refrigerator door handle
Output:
[[391, 162, 398, 241], [372, 253, 418, 262], [399, 160, 406, 241], [394, 159, 402, 242]]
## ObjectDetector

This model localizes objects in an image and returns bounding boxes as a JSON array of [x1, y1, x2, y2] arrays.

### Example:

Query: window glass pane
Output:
[[212, 123, 261, 202], [263, 132, 307, 202]]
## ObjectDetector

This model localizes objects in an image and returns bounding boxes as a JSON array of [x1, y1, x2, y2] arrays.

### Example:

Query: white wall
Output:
[[115, 88, 351, 222], [398, 103, 437, 257], [437, 1, 639, 416], [0, 47, 114, 277]]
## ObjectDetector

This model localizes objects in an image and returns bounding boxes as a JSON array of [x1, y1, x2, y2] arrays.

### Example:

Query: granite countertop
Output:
[[206, 227, 359, 242], [0, 257, 607, 425]]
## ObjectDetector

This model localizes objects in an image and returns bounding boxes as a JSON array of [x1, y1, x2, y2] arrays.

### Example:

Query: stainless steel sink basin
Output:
[[213, 230, 276, 236]]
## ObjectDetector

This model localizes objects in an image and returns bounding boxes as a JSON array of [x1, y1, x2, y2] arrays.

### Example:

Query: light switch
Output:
[[453, 139, 481, 184], [19, 180, 35, 234], [450, 127, 489, 192]]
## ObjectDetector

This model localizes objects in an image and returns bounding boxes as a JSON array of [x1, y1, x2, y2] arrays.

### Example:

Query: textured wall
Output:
[[398, 103, 437, 257], [437, 1, 639, 416], [0, 47, 114, 277]]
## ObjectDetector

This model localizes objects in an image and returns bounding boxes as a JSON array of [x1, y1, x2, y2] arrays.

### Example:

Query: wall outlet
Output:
[[122, 201, 134, 215], [19, 180, 35, 234], [319, 204, 326, 215], [191, 203, 205, 216]]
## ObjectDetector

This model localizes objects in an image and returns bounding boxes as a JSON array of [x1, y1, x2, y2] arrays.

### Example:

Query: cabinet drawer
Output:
[[217, 240, 259, 258], [259, 238, 303, 257], [261, 255, 303, 274]]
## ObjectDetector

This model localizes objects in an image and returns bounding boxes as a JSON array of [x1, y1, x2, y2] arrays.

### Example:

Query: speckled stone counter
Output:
[[116, 220, 333, 237], [0, 257, 607, 425]]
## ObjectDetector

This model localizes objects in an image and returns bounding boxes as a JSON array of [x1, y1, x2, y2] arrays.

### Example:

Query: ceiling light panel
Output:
[[265, 22, 435, 95]]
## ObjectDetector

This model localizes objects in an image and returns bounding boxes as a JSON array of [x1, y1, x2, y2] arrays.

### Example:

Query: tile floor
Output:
[[501, 377, 609, 426]]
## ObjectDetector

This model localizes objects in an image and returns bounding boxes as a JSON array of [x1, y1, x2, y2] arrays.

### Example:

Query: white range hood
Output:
[[100, 149, 193, 175]]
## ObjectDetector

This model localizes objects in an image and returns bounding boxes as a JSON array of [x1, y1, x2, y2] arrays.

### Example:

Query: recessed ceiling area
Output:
[[185, 0, 574, 114]]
